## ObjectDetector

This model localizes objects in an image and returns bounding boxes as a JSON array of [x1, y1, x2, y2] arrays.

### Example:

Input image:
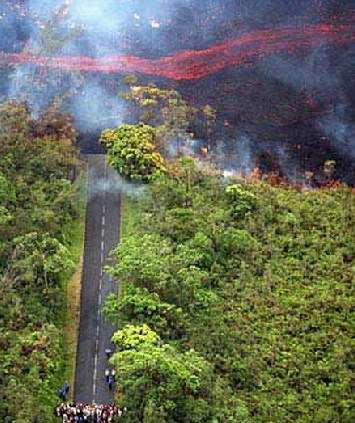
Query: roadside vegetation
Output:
[[62, 170, 87, 397], [105, 160, 354, 422], [101, 80, 216, 181], [0, 101, 84, 422], [100, 124, 165, 181], [102, 81, 354, 422]]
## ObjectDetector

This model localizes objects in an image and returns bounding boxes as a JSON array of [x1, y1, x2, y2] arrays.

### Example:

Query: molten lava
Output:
[[0, 21, 354, 80]]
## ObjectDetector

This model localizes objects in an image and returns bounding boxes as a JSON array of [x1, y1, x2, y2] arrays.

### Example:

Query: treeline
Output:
[[104, 159, 354, 422], [0, 101, 83, 422]]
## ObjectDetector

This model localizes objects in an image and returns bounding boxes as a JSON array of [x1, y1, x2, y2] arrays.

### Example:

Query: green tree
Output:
[[120, 83, 216, 155], [111, 325, 213, 423], [108, 168, 354, 422], [225, 183, 257, 217], [100, 124, 166, 181], [9, 232, 74, 288], [0, 172, 16, 227], [0, 99, 83, 423], [201, 104, 217, 143], [104, 287, 185, 339]]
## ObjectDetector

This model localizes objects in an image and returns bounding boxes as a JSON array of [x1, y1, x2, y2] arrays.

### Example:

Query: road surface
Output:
[[74, 154, 120, 404]]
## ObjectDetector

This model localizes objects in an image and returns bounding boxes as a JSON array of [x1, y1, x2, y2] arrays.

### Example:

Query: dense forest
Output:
[[1, 1, 354, 421], [1, 78, 353, 423], [104, 158, 354, 422], [0, 101, 83, 422]]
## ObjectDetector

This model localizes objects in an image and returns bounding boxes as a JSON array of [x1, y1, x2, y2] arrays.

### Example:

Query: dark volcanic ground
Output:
[[1, 0, 354, 182], [177, 48, 355, 183]]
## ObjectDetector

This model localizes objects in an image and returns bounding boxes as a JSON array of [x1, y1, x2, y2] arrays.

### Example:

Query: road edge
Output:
[[63, 162, 88, 398]]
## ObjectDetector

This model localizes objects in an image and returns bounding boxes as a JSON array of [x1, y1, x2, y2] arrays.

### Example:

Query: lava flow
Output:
[[0, 21, 354, 80]]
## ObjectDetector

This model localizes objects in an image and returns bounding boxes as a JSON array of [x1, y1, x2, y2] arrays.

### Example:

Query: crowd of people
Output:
[[55, 353, 118, 421], [55, 403, 123, 422]]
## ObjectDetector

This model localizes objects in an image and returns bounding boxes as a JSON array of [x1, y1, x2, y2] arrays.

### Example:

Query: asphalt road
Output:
[[74, 154, 120, 405]]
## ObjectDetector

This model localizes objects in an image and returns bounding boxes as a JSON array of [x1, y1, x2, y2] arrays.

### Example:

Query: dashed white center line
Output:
[[93, 342, 99, 401], [93, 160, 109, 403]]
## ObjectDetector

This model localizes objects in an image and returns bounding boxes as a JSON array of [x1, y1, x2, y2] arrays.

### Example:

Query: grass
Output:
[[62, 165, 88, 397], [120, 192, 142, 241]]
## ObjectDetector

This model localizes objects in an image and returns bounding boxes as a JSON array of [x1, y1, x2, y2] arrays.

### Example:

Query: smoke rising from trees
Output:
[[1, 0, 354, 181]]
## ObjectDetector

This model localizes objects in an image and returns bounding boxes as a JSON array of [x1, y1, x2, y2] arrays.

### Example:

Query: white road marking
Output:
[[93, 352, 98, 401], [92, 308, 101, 397], [92, 384, 96, 403], [92, 159, 110, 403]]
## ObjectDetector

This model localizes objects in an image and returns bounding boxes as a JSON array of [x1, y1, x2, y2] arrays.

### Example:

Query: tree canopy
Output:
[[120, 81, 216, 156], [100, 123, 166, 181], [105, 161, 354, 422], [110, 324, 213, 423], [0, 101, 83, 422]]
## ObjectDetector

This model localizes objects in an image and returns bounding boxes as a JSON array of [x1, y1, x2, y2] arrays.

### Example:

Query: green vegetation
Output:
[[111, 324, 213, 423], [120, 194, 142, 241], [0, 101, 83, 422], [62, 169, 87, 394], [120, 84, 198, 154], [119, 80, 216, 154], [101, 81, 217, 183], [100, 124, 166, 181], [105, 159, 354, 422]]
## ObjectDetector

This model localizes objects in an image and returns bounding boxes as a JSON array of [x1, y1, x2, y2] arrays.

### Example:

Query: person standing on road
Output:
[[57, 388, 66, 401], [105, 348, 112, 359], [63, 382, 70, 395], [105, 369, 110, 384], [108, 374, 114, 390]]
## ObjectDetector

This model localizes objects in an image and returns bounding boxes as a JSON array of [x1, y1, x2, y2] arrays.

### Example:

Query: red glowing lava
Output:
[[0, 21, 354, 80]]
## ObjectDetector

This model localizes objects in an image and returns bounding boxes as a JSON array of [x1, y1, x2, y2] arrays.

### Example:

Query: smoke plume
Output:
[[0, 0, 354, 181]]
